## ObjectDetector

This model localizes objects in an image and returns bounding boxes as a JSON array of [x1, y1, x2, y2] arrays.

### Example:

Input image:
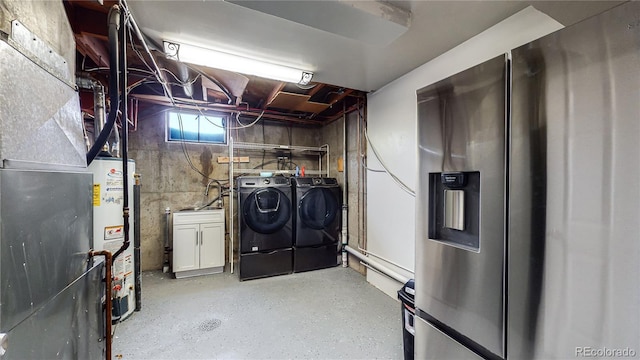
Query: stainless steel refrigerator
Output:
[[415, 2, 640, 359]]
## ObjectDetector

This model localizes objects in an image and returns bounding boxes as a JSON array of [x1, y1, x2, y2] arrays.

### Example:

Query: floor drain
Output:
[[198, 319, 221, 331]]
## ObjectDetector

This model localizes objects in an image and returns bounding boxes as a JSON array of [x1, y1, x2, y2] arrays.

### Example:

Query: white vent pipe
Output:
[[341, 105, 349, 267]]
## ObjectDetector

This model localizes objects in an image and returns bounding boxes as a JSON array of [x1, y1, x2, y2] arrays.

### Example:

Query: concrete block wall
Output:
[[129, 110, 323, 271]]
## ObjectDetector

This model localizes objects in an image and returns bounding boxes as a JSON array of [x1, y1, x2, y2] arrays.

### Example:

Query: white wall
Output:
[[365, 7, 564, 297]]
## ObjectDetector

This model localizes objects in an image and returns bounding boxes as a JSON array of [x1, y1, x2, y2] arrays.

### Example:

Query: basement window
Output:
[[166, 110, 227, 144]]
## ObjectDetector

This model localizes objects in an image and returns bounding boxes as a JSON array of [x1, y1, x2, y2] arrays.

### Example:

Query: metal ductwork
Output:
[[0, 2, 86, 167]]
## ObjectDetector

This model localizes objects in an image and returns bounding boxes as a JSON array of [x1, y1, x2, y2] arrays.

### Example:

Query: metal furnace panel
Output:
[[0, 169, 93, 331], [4, 263, 104, 359]]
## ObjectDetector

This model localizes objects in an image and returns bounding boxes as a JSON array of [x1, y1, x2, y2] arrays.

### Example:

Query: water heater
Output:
[[89, 157, 136, 321]]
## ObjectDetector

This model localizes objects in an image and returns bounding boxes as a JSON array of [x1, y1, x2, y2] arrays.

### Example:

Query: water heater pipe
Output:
[[341, 105, 349, 267], [229, 137, 235, 274], [163, 207, 171, 273], [93, 81, 106, 142], [133, 174, 141, 311], [89, 250, 113, 360], [344, 246, 409, 284], [111, 122, 120, 157]]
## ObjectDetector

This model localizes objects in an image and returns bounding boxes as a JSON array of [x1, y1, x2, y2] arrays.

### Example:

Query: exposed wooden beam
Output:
[[264, 82, 286, 108], [324, 102, 361, 124], [66, 5, 109, 40], [307, 83, 325, 98], [76, 33, 110, 67], [65, 0, 117, 14], [329, 88, 354, 106], [131, 94, 322, 125]]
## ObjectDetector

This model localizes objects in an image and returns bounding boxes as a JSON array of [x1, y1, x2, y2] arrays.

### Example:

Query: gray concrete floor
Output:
[[113, 267, 403, 359]]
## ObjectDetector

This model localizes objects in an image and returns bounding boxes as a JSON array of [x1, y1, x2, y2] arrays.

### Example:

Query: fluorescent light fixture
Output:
[[164, 41, 313, 85]]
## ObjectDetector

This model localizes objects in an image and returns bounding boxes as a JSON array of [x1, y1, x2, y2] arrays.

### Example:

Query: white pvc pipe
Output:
[[341, 109, 349, 268], [357, 245, 414, 274], [345, 245, 409, 284], [229, 136, 234, 274], [341, 207, 348, 268]]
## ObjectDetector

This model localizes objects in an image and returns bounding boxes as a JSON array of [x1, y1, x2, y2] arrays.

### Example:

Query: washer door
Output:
[[243, 188, 291, 234], [298, 188, 338, 230]]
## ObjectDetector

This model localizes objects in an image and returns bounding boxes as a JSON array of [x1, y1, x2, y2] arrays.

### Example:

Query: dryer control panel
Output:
[[238, 176, 291, 187]]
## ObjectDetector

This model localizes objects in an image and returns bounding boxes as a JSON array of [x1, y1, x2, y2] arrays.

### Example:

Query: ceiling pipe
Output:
[[176, 63, 194, 98]]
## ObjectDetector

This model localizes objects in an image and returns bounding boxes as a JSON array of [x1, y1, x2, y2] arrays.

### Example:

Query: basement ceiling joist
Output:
[[65, 0, 620, 126], [64, 0, 367, 126]]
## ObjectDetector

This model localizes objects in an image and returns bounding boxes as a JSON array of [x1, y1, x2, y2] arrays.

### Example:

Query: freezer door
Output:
[[415, 316, 484, 360], [415, 54, 507, 358], [509, 2, 640, 358]]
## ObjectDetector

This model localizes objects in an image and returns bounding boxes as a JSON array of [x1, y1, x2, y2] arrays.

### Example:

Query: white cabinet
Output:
[[173, 209, 225, 278]]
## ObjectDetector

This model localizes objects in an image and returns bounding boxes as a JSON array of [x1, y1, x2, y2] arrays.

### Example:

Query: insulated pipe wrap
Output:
[[86, 5, 120, 165]]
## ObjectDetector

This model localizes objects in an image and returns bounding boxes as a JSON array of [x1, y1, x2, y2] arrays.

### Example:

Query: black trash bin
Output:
[[398, 279, 415, 360]]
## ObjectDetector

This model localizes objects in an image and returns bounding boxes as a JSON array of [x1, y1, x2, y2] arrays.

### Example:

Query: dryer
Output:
[[238, 176, 293, 280], [292, 177, 342, 272]]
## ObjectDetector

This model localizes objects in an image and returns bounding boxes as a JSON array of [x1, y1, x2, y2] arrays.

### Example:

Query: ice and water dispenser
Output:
[[428, 171, 480, 251]]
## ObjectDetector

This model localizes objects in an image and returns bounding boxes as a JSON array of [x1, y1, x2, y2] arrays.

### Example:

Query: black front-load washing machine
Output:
[[238, 176, 293, 280], [292, 177, 342, 272]]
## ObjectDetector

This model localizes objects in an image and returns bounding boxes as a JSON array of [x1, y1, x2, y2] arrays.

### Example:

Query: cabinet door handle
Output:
[[200, 230, 203, 245], [196, 230, 199, 246]]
